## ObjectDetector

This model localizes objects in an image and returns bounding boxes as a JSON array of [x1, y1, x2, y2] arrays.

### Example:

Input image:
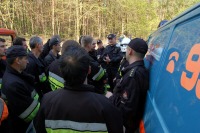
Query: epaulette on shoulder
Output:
[[129, 68, 136, 77]]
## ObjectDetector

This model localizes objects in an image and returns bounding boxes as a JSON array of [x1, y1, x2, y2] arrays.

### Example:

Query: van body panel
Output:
[[143, 3, 200, 133]]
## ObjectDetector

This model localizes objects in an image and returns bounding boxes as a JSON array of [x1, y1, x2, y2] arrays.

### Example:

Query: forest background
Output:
[[0, 0, 199, 42]]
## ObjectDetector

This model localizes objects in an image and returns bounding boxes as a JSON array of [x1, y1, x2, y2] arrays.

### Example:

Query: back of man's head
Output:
[[81, 35, 93, 48], [60, 46, 89, 87], [61, 40, 80, 55], [13, 37, 26, 46], [49, 35, 61, 49]]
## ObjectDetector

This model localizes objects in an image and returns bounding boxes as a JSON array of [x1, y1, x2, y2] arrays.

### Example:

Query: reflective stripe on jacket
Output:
[[48, 72, 64, 91]]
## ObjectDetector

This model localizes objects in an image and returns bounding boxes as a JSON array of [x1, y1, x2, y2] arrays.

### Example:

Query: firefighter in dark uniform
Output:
[[31, 45, 123, 133], [88, 39, 97, 61], [48, 40, 80, 91], [44, 35, 61, 67], [1, 46, 40, 133], [25, 36, 51, 98], [109, 38, 149, 133], [103, 34, 123, 91], [113, 56, 129, 86], [96, 39, 106, 69], [81, 36, 109, 94], [0, 38, 6, 94]]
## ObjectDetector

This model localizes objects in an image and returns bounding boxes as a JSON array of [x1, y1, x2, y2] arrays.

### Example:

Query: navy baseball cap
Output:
[[128, 38, 148, 54], [49, 35, 61, 47], [107, 34, 116, 39], [6, 45, 27, 58], [97, 39, 102, 44]]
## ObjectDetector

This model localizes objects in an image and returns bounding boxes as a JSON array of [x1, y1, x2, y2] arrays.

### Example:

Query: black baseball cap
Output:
[[6, 45, 27, 58], [107, 34, 116, 39], [97, 39, 102, 44], [128, 38, 148, 54], [49, 35, 61, 47]]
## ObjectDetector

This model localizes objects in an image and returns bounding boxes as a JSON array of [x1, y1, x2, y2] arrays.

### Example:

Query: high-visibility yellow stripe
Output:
[[45, 120, 107, 132], [92, 67, 105, 81], [31, 90, 39, 100], [49, 72, 64, 91], [39, 73, 47, 82], [46, 128, 108, 133], [19, 100, 40, 122]]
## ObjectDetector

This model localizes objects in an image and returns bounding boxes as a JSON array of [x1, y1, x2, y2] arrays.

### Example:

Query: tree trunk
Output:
[[52, 0, 55, 35]]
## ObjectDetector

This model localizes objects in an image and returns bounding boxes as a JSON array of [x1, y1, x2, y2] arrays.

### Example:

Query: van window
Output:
[[146, 28, 170, 95]]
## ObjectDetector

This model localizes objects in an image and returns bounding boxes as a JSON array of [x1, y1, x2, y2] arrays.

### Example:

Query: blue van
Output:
[[143, 3, 200, 133]]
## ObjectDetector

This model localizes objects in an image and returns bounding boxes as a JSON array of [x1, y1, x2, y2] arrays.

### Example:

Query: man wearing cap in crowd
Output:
[[44, 35, 61, 67], [48, 40, 80, 91], [108, 38, 149, 133], [96, 39, 106, 69], [1, 45, 40, 133], [102, 34, 123, 91]]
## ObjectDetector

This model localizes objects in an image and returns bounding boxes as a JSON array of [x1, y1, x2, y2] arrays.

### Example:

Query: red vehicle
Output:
[[0, 28, 16, 41], [0, 28, 16, 59]]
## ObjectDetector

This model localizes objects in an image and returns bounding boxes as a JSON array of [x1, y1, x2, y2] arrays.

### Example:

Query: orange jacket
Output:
[[0, 98, 8, 125]]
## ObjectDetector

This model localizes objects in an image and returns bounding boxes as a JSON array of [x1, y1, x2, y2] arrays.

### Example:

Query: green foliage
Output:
[[0, 0, 199, 40]]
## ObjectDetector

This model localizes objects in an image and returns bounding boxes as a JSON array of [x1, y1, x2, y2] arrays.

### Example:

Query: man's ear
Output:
[[15, 57, 20, 64], [36, 43, 40, 48], [52, 45, 56, 49], [129, 49, 133, 55]]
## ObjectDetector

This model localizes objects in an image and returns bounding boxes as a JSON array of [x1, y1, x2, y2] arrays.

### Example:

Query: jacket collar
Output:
[[6, 65, 35, 82], [64, 84, 95, 92], [122, 60, 144, 75], [28, 52, 44, 67]]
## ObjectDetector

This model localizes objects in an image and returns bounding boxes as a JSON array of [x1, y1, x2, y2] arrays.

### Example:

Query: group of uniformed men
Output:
[[0, 33, 149, 133]]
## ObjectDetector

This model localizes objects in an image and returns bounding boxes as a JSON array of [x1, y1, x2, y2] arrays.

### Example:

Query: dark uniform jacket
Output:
[[102, 45, 123, 69], [114, 57, 129, 84], [25, 52, 51, 98], [110, 60, 149, 132], [88, 55, 108, 94], [0, 59, 6, 93], [97, 47, 106, 68], [1, 65, 40, 133], [44, 50, 60, 67], [89, 50, 97, 61], [102, 45, 123, 91], [48, 59, 64, 91], [33, 84, 123, 133]]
